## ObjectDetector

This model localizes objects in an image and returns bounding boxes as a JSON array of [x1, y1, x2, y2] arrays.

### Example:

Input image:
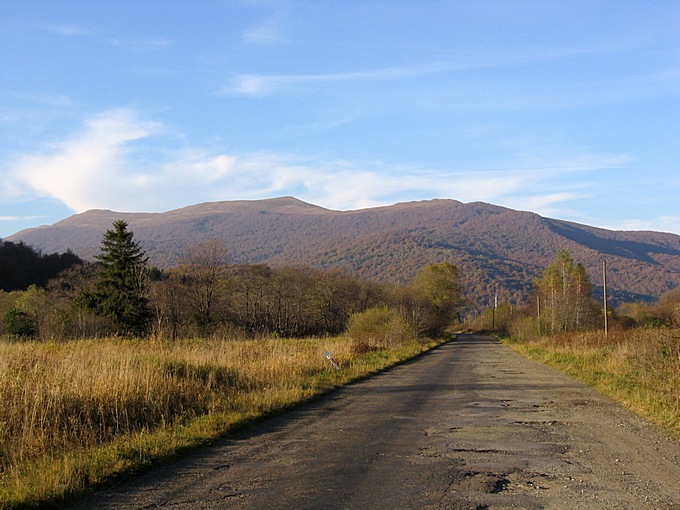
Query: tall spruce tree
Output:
[[85, 220, 151, 336]]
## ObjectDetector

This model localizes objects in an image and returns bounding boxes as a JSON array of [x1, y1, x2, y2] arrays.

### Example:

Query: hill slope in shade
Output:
[[8, 196, 680, 309]]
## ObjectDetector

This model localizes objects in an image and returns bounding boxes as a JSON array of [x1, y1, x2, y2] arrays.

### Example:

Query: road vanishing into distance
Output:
[[72, 335, 680, 510]]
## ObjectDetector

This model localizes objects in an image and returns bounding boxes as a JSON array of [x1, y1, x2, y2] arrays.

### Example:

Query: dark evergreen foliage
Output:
[[3, 307, 37, 338], [82, 220, 152, 336], [0, 240, 83, 292]]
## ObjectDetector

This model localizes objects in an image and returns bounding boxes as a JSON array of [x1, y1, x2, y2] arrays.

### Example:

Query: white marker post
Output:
[[323, 351, 341, 370]]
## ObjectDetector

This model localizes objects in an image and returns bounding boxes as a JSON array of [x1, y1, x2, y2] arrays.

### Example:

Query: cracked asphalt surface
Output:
[[71, 335, 680, 509]]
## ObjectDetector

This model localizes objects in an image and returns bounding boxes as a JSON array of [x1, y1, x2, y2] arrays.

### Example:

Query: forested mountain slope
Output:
[[8, 197, 680, 308]]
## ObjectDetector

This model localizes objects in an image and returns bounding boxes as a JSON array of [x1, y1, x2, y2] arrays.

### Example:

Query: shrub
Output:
[[346, 306, 416, 352], [507, 315, 539, 342], [3, 307, 37, 338]]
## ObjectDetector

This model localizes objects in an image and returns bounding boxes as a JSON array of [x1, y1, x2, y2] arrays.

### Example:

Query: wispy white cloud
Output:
[[46, 23, 91, 37], [224, 63, 450, 96], [185, 153, 624, 220], [37, 21, 172, 51], [0, 214, 43, 222], [3, 91, 73, 108], [603, 216, 680, 234], [14, 109, 162, 212], [502, 192, 587, 219], [8, 109, 633, 231], [224, 35, 677, 108], [161, 153, 237, 184], [224, 28, 657, 98]]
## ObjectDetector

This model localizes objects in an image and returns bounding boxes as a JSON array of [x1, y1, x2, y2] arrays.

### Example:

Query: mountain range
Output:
[[7, 197, 680, 309]]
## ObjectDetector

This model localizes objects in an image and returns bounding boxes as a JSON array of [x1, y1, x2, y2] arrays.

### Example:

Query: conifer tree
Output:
[[84, 220, 151, 336]]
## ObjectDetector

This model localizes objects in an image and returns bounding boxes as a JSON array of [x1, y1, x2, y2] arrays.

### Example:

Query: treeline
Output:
[[468, 249, 680, 337], [9, 221, 677, 343], [0, 240, 83, 292], [0, 222, 464, 341]]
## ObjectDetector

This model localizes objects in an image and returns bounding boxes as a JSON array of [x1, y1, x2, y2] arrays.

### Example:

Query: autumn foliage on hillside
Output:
[[8, 198, 680, 311], [1, 223, 466, 341]]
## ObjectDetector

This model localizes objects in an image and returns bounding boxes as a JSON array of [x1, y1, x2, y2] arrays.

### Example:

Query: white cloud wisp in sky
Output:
[[225, 63, 452, 97], [1, 1, 680, 237], [14, 109, 161, 212], [6, 109, 643, 230]]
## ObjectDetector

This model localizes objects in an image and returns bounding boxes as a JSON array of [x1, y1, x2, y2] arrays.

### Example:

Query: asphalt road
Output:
[[71, 335, 680, 509]]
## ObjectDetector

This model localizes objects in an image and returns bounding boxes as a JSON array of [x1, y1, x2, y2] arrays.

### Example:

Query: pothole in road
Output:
[[513, 420, 563, 426], [490, 477, 511, 494], [507, 471, 558, 493], [450, 470, 512, 495]]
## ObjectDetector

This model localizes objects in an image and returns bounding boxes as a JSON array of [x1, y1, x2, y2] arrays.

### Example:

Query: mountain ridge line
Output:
[[7, 197, 680, 309]]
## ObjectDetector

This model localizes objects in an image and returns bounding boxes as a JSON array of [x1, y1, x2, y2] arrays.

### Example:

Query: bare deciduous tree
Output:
[[181, 239, 230, 334]]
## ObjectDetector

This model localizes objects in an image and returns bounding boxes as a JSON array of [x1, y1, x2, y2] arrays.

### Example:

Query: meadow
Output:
[[0, 334, 442, 509], [504, 327, 680, 441]]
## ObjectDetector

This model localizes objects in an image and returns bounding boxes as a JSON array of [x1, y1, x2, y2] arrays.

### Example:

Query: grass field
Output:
[[503, 327, 680, 441], [0, 335, 443, 509]]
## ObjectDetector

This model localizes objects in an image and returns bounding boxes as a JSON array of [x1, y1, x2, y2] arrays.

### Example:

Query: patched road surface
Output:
[[72, 335, 680, 509]]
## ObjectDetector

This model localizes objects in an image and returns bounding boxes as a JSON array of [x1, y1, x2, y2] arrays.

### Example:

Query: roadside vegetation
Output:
[[503, 329, 679, 441], [0, 334, 443, 508], [3, 222, 679, 506], [0, 221, 461, 508], [466, 249, 680, 442]]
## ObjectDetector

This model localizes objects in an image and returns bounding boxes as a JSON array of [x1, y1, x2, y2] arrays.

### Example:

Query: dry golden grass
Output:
[[504, 328, 680, 440], [0, 335, 441, 509]]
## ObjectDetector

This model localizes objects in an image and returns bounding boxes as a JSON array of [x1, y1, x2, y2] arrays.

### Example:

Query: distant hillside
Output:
[[9, 197, 680, 309]]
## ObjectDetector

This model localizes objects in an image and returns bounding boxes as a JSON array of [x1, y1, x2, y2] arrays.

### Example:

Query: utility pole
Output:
[[536, 294, 541, 335], [491, 289, 498, 330], [602, 259, 608, 336]]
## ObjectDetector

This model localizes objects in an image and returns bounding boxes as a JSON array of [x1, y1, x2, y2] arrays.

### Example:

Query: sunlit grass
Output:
[[504, 328, 680, 440], [0, 335, 443, 509]]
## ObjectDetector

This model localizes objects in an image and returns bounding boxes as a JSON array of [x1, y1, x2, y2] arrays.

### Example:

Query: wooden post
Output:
[[602, 260, 608, 336]]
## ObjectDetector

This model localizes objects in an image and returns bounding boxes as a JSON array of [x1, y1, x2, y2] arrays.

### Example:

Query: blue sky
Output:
[[2, 0, 680, 238]]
